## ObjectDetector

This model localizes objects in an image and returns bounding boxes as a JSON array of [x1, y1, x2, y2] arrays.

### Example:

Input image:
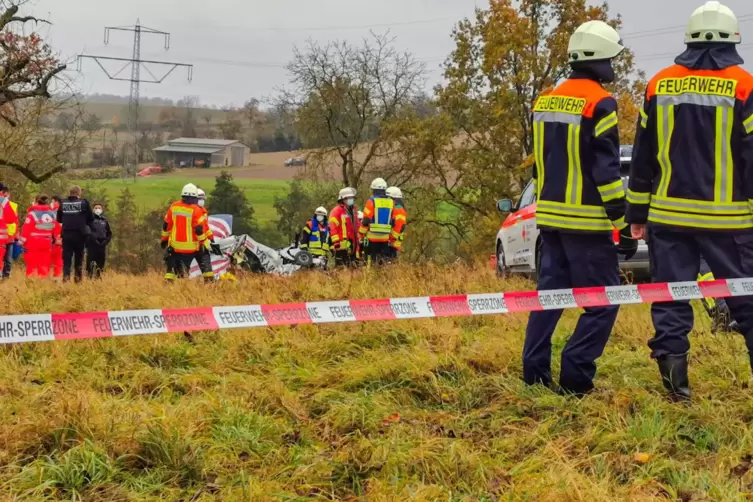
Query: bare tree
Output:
[[0, 97, 85, 182], [0, 1, 71, 182], [177, 95, 199, 137], [277, 32, 426, 187]]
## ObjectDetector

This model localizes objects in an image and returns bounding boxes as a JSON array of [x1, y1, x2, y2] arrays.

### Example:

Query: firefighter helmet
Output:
[[370, 177, 388, 190], [181, 183, 198, 197], [568, 20, 624, 63], [315, 206, 327, 217], [386, 186, 403, 199], [685, 1, 740, 44]]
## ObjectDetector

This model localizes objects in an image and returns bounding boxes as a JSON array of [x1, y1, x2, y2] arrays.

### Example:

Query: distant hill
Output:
[[70, 94, 232, 125]]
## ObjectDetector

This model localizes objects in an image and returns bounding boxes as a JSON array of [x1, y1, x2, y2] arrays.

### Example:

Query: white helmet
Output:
[[315, 206, 327, 217], [338, 187, 356, 200], [568, 20, 624, 63], [386, 186, 403, 199], [370, 177, 387, 190], [197, 188, 206, 199], [685, 1, 740, 44], [181, 183, 198, 197]]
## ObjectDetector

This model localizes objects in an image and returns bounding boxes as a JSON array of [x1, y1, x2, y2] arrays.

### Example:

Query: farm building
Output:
[[153, 138, 250, 168]]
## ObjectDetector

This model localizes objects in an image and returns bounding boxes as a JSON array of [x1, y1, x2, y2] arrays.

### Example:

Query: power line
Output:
[[622, 13, 753, 40], [78, 21, 193, 180]]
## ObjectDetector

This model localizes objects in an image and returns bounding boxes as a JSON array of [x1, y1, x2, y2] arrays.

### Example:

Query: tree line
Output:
[[0, 0, 644, 266]]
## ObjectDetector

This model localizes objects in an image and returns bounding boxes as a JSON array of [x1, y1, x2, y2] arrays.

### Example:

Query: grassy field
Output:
[[76, 175, 291, 223], [0, 264, 750, 500]]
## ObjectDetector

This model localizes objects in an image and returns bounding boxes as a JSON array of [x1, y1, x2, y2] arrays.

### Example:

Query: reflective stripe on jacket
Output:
[[532, 76, 626, 233], [390, 204, 407, 249], [627, 64, 753, 231], [21, 204, 60, 250], [301, 218, 330, 256], [6, 201, 18, 237], [0, 200, 18, 244], [161, 201, 206, 254], [359, 196, 394, 242]]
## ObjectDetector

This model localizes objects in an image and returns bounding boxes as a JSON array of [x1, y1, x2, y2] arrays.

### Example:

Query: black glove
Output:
[[210, 243, 222, 255], [160, 240, 168, 250], [616, 226, 638, 260]]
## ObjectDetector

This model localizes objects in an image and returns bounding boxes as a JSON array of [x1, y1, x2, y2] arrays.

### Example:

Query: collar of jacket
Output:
[[675, 43, 744, 70], [569, 60, 614, 84]]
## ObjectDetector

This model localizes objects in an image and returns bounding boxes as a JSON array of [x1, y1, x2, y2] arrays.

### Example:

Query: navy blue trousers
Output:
[[523, 230, 620, 394], [648, 228, 753, 358]]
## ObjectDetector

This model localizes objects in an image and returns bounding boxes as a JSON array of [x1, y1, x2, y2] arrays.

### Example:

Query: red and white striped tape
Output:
[[1, 277, 750, 345]]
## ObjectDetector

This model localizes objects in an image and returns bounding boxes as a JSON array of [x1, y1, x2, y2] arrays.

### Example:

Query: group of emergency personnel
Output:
[[0, 185, 112, 282], [298, 177, 407, 267], [523, 0, 753, 402]]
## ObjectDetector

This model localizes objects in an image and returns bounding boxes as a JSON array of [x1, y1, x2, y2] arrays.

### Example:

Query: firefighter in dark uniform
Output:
[[522, 20, 637, 396], [627, 1, 753, 401]]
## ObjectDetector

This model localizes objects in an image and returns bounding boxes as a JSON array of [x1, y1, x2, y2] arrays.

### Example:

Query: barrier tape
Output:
[[0, 277, 750, 345]]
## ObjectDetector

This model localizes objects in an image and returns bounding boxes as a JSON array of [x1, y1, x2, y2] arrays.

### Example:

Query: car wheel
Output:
[[294, 250, 314, 268], [496, 243, 507, 278]]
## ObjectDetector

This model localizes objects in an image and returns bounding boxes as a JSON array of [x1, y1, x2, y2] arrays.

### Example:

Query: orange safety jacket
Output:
[[161, 201, 206, 254]]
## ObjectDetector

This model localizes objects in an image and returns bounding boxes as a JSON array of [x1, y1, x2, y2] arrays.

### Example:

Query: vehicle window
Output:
[[516, 181, 536, 210]]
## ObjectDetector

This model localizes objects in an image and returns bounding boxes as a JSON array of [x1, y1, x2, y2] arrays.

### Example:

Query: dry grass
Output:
[[0, 264, 750, 500]]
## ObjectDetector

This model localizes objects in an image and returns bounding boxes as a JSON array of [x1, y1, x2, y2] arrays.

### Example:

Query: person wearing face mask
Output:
[[522, 20, 635, 398], [329, 187, 360, 267], [300, 206, 330, 261], [358, 178, 395, 267], [86, 203, 112, 279]]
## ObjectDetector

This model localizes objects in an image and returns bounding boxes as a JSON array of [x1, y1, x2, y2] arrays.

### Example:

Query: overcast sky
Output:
[[28, 0, 753, 107]]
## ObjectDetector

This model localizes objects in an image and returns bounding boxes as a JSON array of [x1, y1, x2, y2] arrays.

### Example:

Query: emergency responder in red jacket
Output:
[[627, 1, 753, 401], [329, 187, 360, 266], [0, 183, 18, 277], [20, 194, 61, 277], [161, 184, 207, 280], [522, 20, 635, 397], [386, 186, 406, 259], [359, 178, 395, 266]]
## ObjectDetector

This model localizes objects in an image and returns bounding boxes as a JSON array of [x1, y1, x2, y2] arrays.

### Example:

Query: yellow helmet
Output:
[[685, 1, 740, 44]]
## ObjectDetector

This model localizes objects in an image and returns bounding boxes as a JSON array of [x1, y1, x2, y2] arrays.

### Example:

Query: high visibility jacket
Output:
[[359, 195, 394, 242], [20, 204, 61, 251], [5, 201, 18, 238], [532, 75, 626, 233], [627, 65, 753, 231], [199, 206, 213, 241], [390, 203, 407, 250], [161, 201, 206, 254], [0, 200, 18, 245], [329, 204, 360, 251], [300, 218, 330, 256]]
